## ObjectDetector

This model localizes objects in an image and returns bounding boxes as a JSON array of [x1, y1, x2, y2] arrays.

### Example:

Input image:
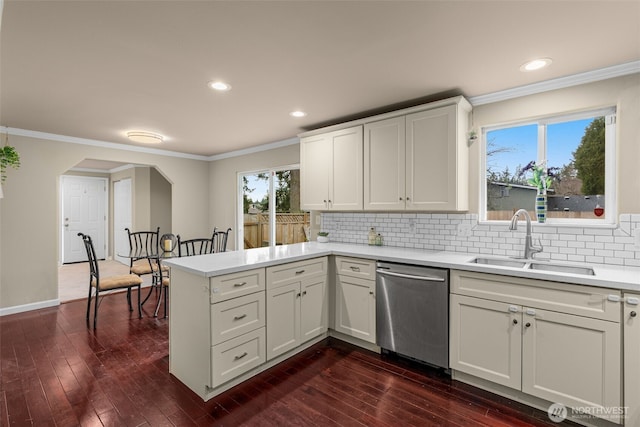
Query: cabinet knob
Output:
[[399, 197, 403, 201], [369, 291, 374, 295], [525, 322, 531, 328], [302, 291, 307, 296], [406, 197, 410, 201], [297, 293, 301, 298], [631, 311, 637, 318], [513, 319, 518, 325]]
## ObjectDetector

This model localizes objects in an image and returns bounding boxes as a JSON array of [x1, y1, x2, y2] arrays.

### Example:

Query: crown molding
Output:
[[469, 60, 640, 106], [0, 127, 210, 161], [207, 137, 299, 161]]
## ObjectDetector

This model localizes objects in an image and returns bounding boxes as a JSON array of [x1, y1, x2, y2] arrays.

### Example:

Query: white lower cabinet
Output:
[[450, 270, 622, 424], [334, 257, 376, 343], [624, 292, 640, 426], [266, 257, 328, 360]]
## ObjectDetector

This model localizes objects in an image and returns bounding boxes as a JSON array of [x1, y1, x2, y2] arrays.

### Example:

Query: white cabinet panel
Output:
[[300, 126, 362, 211], [335, 274, 376, 343], [364, 116, 405, 210], [521, 308, 620, 421], [450, 294, 522, 389], [624, 293, 640, 426]]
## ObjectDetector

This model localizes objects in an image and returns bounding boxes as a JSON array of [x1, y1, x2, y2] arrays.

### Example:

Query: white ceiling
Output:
[[1, 1, 639, 157]]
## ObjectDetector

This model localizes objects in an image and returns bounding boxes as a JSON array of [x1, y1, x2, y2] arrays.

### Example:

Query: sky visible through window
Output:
[[246, 174, 269, 202], [487, 118, 594, 177]]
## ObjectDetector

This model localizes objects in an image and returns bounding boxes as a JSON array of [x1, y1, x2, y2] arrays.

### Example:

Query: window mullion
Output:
[[538, 123, 547, 164], [269, 170, 276, 247]]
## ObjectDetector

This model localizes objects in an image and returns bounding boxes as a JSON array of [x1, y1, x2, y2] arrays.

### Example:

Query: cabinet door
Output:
[[300, 275, 328, 342], [406, 105, 466, 211], [450, 294, 522, 389], [335, 275, 376, 343], [300, 134, 330, 210], [624, 294, 640, 427], [330, 126, 363, 210], [363, 116, 405, 210], [522, 308, 621, 421], [266, 282, 301, 360]]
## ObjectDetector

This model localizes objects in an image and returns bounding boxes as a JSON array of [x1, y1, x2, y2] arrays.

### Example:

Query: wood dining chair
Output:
[[78, 232, 143, 328]]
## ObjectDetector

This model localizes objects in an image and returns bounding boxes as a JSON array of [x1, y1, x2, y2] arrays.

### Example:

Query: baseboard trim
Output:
[[0, 299, 60, 317]]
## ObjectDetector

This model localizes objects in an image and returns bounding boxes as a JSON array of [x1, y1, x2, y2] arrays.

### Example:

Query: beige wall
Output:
[[471, 73, 640, 214], [0, 134, 209, 309], [208, 144, 300, 250], [150, 167, 172, 236]]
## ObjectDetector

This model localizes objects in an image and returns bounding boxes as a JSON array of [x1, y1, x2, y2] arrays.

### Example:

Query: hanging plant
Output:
[[0, 145, 21, 183]]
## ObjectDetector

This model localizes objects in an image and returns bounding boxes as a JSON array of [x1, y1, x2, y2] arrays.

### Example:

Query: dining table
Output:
[[118, 247, 177, 317]]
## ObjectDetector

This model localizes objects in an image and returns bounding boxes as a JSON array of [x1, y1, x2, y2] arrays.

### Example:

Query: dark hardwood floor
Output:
[[1, 290, 573, 426]]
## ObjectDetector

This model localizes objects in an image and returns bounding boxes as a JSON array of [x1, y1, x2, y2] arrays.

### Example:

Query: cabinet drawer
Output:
[[267, 257, 327, 289], [451, 270, 620, 322], [211, 327, 265, 387], [210, 268, 265, 303], [335, 256, 376, 280], [211, 292, 265, 345]]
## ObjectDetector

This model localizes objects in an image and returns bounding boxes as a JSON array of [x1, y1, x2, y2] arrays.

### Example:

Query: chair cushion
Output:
[[130, 259, 159, 275], [92, 274, 143, 291]]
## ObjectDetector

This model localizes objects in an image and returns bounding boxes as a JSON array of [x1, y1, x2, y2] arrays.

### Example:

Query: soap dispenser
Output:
[[368, 227, 376, 245]]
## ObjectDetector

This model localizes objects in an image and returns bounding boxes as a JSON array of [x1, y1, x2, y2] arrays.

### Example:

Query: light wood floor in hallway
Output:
[[58, 260, 153, 302]]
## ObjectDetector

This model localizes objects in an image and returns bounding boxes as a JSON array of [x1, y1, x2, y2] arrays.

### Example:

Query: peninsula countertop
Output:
[[162, 242, 640, 292]]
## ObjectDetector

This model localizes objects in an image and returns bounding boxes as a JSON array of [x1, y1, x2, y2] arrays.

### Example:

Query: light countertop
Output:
[[162, 242, 640, 292]]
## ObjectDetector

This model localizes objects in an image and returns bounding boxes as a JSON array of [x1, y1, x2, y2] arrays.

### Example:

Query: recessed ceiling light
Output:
[[126, 131, 164, 144], [290, 110, 307, 118], [208, 81, 232, 91], [520, 58, 552, 72]]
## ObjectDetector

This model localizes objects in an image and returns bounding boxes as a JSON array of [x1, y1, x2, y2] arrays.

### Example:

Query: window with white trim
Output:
[[237, 166, 310, 249], [481, 107, 616, 224]]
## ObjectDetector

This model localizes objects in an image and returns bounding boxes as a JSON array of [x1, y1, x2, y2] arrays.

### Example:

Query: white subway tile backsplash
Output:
[[321, 212, 640, 267]]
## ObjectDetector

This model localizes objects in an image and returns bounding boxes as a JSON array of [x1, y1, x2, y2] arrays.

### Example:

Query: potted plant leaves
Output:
[[316, 231, 329, 243], [0, 144, 20, 198]]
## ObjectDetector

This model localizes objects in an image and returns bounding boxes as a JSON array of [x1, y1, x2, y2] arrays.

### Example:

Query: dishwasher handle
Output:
[[376, 269, 446, 282]]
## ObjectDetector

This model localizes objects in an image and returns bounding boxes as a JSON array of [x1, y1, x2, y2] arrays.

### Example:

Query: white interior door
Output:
[[113, 178, 132, 265], [62, 176, 107, 263]]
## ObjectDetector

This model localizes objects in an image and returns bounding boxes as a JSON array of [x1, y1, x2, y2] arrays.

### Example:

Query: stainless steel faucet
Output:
[[509, 209, 543, 259]]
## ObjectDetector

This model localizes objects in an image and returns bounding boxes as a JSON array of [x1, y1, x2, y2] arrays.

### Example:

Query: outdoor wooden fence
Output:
[[243, 212, 310, 249]]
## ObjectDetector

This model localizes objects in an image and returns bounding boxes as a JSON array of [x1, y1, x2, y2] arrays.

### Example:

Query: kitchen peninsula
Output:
[[164, 242, 640, 427]]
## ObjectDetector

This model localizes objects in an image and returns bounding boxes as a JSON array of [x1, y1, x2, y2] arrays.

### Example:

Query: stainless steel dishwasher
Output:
[[376, 261, 449, 369]]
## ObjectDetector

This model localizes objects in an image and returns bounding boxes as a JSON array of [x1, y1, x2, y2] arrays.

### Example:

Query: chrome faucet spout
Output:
[[509, 209, 543, 259]]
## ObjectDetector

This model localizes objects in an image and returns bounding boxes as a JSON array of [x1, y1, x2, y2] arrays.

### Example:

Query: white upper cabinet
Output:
[[364, 101, 470, 211], [300, 126, 363, 211], [364, 116, 406, 210], [301, 96, 471, 212]]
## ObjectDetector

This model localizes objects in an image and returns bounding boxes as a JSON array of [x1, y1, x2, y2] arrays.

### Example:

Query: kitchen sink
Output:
[[527, 262, 595, 276], [468, 257, 596, 276], [470, 257, 528, 268]]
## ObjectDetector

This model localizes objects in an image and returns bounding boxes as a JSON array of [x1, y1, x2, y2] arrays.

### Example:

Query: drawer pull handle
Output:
[[607, 294, 621, 303], [234, 314, 247, 321], [233, 282, 247, 287], [234, 352, 248, 361], [295, 270, 305, 275], [350, 266, 360, 272]]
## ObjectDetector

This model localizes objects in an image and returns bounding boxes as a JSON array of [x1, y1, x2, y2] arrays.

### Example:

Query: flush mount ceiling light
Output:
[[290, 110, 307, 118], [126, 131, 164, 144], [520, 58, 552, 72], [208, 81, 232, 91]]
